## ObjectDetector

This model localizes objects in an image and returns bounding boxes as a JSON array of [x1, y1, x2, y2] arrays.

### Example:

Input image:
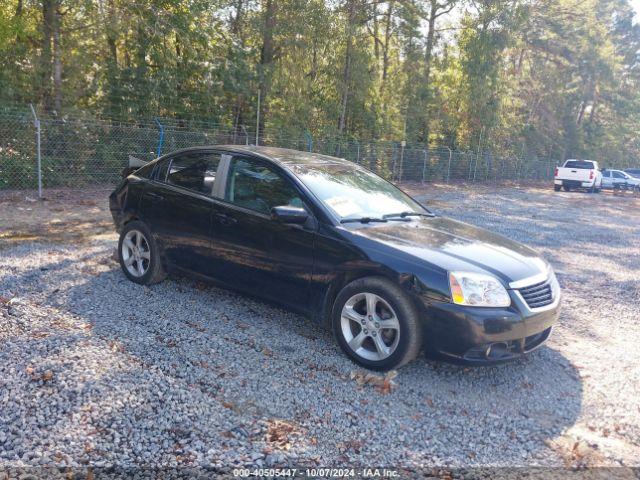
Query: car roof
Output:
[[166, 145, 356, 169]]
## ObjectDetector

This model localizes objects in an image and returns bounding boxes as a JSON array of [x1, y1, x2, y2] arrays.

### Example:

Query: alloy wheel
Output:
[[340, 292, 400, 361], [121, 229, 151, 277]]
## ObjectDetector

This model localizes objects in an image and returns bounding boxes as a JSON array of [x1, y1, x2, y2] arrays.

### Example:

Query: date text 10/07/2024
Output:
[[232, 468, 400, 478]]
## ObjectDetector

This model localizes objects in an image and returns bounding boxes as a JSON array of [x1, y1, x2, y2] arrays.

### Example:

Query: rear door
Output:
[[208, 155, 316, 309], [140, 150, 222, 276]]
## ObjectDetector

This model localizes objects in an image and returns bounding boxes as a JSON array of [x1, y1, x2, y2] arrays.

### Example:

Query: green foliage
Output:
[[0, 0, 639, 165]]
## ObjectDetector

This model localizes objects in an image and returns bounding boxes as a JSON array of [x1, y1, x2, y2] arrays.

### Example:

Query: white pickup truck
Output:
[[554, 159, 602, 193]]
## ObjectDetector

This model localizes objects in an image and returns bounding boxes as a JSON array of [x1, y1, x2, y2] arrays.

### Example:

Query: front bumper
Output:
[[419, 290, 560, 365]]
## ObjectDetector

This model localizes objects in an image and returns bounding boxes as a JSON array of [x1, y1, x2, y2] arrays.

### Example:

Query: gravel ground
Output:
[[1, 185, 639, 474]]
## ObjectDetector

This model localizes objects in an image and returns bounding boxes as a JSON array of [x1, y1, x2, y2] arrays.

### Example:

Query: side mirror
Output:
[[270, 205, 308, 224]]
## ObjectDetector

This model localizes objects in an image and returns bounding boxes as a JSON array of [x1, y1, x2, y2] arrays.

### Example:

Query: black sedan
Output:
[[109, 146, 561, 370]]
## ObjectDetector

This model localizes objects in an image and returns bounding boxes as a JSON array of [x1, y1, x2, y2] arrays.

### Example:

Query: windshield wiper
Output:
[[382, 211, 436, 219], [340, 216, 388, 224]]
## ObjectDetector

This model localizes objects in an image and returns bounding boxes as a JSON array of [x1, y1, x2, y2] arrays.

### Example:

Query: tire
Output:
[[563, 185, 571, 192], [554, 185, 561, 192], [588, 184, 595, 193], [332, 277, 422, 371], [118, 220, 166, 285]]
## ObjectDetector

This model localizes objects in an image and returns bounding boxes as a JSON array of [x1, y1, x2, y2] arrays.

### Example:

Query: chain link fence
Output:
[[0, 105, 619, 193]]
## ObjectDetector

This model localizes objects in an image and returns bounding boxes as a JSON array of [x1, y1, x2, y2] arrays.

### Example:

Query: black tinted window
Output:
[[226, 157, 303, 214], [135, 162, 155, 178], [166, 153, 220, 194], [155, 158, 170, 181], [564, 160, 594, 169]]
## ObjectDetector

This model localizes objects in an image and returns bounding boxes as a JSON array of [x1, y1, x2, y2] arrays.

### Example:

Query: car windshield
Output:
[[290, 160, 426, 220]]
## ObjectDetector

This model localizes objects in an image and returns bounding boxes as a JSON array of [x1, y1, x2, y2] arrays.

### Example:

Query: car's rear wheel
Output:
[[118, 221, 166, 285], [554, 185, 561, 192], [332, 277, 422, 371]]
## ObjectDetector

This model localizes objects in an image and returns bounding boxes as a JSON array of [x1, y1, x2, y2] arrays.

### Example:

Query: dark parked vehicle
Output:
[[110, 146, 561, 370], [625, 168, 640, 179]]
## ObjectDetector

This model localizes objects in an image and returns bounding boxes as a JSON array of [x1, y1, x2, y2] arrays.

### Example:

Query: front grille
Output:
[[518, 279, 554, 309]]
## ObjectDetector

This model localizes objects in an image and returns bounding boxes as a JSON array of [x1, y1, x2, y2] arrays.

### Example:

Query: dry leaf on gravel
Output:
[[265, 419, 301, 451], [545, 436, 604, 468], [350, 370, 398, 394]]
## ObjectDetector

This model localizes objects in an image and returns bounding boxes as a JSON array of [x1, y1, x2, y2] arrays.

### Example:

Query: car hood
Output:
[[349, 217, 549, 285]]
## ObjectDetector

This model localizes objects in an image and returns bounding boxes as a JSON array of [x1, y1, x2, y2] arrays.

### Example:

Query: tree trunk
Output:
[[41, 0, 55, 111], [338, 0, 357, 136], [52, 4, 63, 113], [422, 0, 438, 144], [258, 0, 277, 137], [381, 1, 393, 88], [135, 22, 149, 116]]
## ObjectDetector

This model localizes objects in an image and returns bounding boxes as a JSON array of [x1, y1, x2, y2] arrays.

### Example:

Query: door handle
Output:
[[146, 192, 164, 202], [214, 212, 238, 225]]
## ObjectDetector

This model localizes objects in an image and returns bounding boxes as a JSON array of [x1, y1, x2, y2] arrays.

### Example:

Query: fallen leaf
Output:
[[41, 370, 53, 382], [350, 370, 398, 394], [265, 419, 301, 451]]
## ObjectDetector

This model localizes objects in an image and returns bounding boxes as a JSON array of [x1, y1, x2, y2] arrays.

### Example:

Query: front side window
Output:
[[612, 171, 625, 179], [225, 157, 303, 214], [164, 152, 221, 194]]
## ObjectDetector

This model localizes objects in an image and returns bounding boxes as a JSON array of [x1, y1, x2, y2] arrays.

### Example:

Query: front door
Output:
[[140, 150, 222, 276], [208, 155, 316, 309]]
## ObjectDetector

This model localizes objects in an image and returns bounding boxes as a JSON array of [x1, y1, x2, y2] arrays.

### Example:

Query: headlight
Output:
[[449, 271, 511, 307]]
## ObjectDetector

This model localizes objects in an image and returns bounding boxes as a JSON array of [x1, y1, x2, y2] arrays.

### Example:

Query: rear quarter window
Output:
[[134, 162, 155, 178]]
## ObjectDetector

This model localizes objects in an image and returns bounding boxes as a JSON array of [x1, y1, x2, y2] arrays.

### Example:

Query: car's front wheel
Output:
[[332, 277, 422, 371], [118, 220, 166, 285]]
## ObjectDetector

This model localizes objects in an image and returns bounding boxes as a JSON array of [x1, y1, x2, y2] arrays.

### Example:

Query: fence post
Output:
[[154, 118, 164, 157], [422, 150, 428, 184], [240, 125, 249, 145], [304, 131, 313, 152], [399, 141, 406, 183], [29, 104, 42, 199], [355, 140, 360, 164], [446, 147, 452, 184]]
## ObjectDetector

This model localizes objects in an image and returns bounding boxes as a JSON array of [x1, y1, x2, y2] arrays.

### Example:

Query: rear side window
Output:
[[564, 160, 594, 169], [134, 162, 155, 178], [163, 152, 221, 194]]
